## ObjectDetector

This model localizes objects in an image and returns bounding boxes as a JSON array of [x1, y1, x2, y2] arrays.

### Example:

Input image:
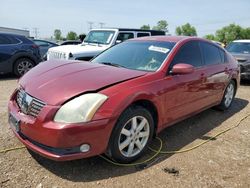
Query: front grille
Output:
[[16, 89, 46, 118], [48, 51, 66, 60]]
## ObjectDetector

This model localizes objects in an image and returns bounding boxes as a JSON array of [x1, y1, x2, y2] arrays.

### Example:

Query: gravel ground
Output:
[[0, 75, 250, 188]]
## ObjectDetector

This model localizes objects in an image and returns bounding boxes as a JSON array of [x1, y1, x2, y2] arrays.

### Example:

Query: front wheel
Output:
[[216, 80, 236, 110], [107, 106, 154, 163]]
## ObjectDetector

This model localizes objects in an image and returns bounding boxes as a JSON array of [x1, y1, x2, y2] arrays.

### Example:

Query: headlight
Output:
[[54, 93, 108, 123]]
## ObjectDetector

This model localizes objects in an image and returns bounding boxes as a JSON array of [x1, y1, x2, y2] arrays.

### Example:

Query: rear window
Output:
[[200, 42, 221, 65], [0, 35, 20, 45], [137, 33, 150, 38], [226, 42, 250, 54]]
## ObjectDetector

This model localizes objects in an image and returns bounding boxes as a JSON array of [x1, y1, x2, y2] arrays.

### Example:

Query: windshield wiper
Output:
[[100, 62, 126, 68]]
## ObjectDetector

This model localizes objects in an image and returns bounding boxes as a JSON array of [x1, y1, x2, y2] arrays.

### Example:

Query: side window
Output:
[[137, 32, 150, 38], [34, 41, 50, 47], [171, 41, 203, 68], [200, 42, 221, 65], [219, 49, 228, 63], [116, 32, 134, 42], [0, 35, 12, 45]]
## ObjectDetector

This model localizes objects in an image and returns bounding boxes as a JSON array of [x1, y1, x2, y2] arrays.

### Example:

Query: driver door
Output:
[[161, 41, 208, 126]]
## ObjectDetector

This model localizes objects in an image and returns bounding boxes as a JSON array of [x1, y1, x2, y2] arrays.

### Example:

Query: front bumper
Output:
[[8, 98, 116, 161], [239, 63, 250, 80]]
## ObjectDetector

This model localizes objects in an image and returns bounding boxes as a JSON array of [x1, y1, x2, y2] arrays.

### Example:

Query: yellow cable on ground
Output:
[[149, 113, 250, 154], [0, 114, 249, 167], [0, 145, 25, 153], [99, 137, 162, 167]]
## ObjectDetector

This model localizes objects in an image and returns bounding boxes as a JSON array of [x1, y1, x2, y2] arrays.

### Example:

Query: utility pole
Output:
[[87, 21, 94, 31], [99, 22, 105, 28], [33, 27, 39, 38]]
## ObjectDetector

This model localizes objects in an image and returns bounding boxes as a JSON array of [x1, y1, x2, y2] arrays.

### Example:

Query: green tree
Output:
[[215, 24, 243, 44], [240, 27, 250, 39], [152, 20, 168, 32], [54, 29, 62, 40], [140, 24, 150, 30], [204, 34, 216, 41], [66, 31, 78, 40], [175, 23, 197, 36]]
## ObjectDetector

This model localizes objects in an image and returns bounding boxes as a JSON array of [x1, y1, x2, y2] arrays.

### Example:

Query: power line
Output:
[[33, 27, 39, 38], [99, 22, 105, 28], [87, 21, 94, 31]]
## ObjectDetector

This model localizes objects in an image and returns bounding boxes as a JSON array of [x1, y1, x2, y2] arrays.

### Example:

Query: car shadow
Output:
[[30, 98, 249, 182], [0, 73, 17, 81], [240, 79, 250, 86]]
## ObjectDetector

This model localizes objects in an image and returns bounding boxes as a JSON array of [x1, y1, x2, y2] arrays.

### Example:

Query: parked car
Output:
[[47, 28, 165, 61], [60, 40, 82, 46], [33, 39, 58, 58], [0, 33, 41, 76], [8, 36, 239, 163], [226, 40, 250, 80]]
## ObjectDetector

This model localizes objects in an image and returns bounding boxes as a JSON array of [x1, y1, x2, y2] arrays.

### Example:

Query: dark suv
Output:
[[226, 40, 250, 80], [0, 33, 41, 76]]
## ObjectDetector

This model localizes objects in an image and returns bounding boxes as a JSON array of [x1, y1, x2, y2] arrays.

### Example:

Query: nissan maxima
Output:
[[8, 36, 239, 163]]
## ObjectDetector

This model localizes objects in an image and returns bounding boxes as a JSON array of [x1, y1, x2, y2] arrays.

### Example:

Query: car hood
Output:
[[230, 52, 250, 63], [19, 60, 146, 105], [48, 43, 108, 55]]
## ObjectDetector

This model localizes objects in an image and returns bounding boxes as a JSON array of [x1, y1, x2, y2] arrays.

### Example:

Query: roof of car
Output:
[[232, 39, 250, 43], [0, 32, 25, 37], [130, 36, 195, 43], [90, 28, 165, 33]]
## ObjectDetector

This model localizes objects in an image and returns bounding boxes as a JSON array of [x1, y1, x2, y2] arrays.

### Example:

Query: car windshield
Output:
[[83, 30, 115, 45], [92, 41, 176, 72], [226, 42, 250, 54]]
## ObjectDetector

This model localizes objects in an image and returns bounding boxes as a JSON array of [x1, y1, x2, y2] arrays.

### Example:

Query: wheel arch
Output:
[[129, 99, 159, 136], [11, 53, 37, 72]]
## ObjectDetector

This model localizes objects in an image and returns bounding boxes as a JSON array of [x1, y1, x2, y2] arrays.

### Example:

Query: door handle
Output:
[[225, 67, 232, 74], [200, 73, 206, 82]]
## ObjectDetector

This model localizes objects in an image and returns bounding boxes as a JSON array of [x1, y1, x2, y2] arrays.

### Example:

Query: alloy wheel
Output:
[[118, 116, 150, 157], [17, 60, 34, 75], [224, 83, 234, 108]]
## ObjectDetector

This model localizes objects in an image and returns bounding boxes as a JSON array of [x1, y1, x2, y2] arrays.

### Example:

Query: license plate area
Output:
[[9, 113, 20, 132]]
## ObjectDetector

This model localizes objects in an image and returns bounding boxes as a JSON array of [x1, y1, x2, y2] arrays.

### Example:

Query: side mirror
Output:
[[115, 40, 122, 45], [170, 63, 194, 75]]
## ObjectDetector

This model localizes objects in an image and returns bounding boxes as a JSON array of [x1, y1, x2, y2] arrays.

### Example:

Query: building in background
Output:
[[0, 26, 29, 37]]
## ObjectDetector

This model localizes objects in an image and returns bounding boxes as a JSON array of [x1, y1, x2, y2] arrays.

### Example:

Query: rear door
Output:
[[199, 41, 229, 104], [0, 35, 19, 73]]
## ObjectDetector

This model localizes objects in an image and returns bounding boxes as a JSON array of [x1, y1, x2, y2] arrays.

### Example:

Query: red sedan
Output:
[[8, 36, 239, 163]]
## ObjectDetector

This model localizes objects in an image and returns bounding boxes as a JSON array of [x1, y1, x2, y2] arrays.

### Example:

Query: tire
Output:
[[13, 58, 35, 77], [107, 106, 154, 163], [216, 80, 236, 111]]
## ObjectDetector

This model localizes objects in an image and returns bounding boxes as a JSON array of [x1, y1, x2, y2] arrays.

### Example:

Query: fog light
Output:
[[80, 144, 90, 152]]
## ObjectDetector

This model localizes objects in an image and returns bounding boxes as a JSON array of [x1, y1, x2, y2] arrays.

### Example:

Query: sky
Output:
[[1, 0, 250, 38]]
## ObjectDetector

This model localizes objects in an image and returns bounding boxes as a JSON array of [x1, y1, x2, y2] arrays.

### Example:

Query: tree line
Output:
[[54, 29, 86, 41], [141, 20, 250, 44], [53, 21, 250, 44]]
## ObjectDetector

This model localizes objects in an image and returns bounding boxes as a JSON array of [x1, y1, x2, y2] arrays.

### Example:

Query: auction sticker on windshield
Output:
[[148, 45, 170, 53]]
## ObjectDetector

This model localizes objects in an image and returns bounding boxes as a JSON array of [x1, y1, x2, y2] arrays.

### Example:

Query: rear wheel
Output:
[[14, 58, 35, 77], [107, 106, 154, 163], [216, 80, 236, 110]]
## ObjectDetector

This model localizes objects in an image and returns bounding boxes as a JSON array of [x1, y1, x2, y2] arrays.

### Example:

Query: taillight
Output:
[[32, 44, 39, 48]]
